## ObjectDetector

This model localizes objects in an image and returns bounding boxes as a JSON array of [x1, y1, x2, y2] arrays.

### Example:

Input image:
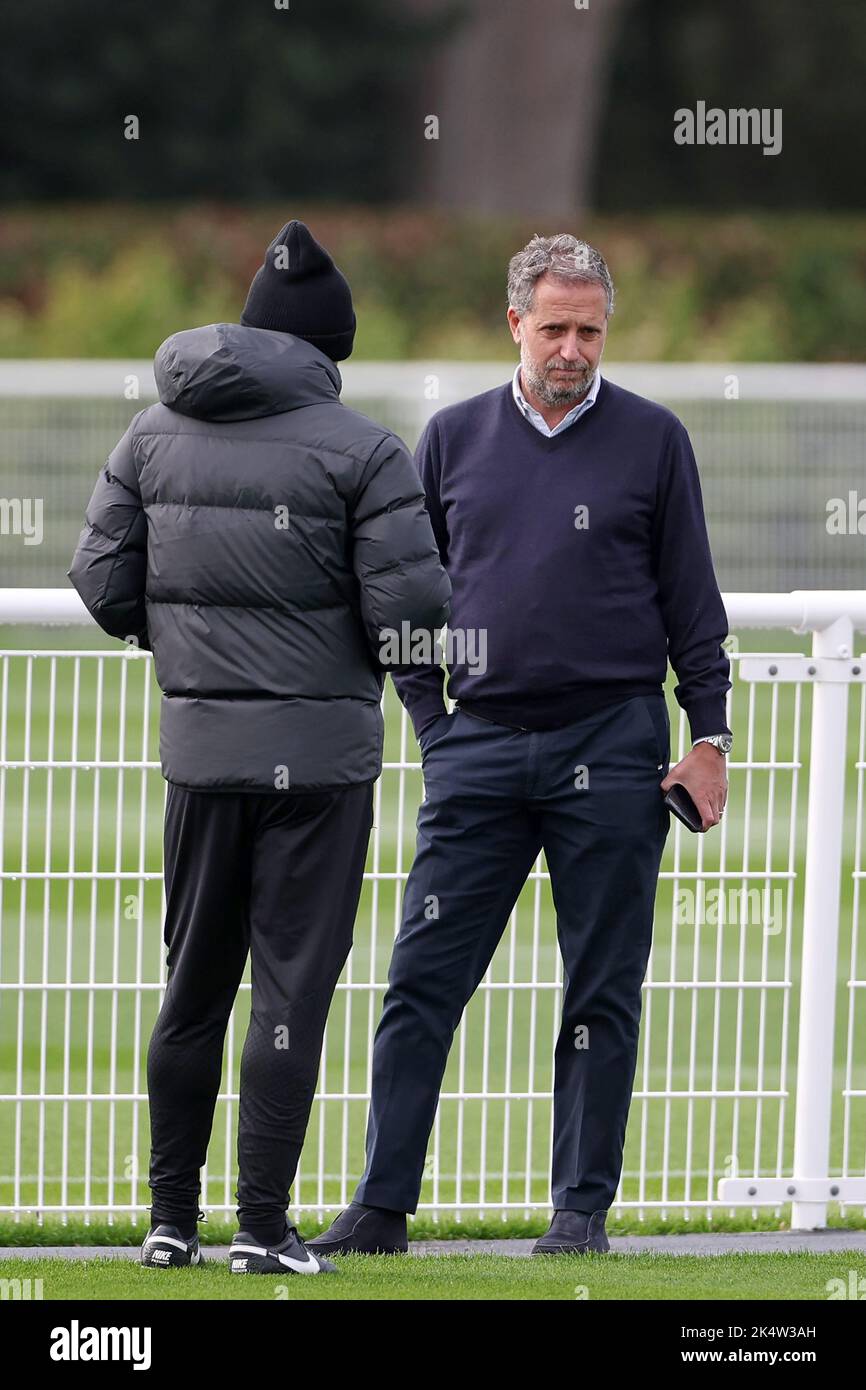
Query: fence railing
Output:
[[1, 588, 865, 1228], [2, 360, 866, 592]]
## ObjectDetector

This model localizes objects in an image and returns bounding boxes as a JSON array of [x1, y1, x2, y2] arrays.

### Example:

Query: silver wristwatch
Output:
[[692, 733, 733, 755]]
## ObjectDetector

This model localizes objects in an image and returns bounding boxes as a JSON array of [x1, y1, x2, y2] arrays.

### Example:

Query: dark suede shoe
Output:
[[532, 1209, 610, 1255], [306, 1202, 408, 1255]]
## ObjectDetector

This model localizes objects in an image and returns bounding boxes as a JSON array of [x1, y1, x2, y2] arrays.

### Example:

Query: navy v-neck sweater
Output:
[[392, 377, 732, 741]]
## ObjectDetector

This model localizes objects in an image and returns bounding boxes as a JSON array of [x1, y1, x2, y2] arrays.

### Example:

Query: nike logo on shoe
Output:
[[230, 1241, 321, 1274], [140, 1225, 201, 1268]]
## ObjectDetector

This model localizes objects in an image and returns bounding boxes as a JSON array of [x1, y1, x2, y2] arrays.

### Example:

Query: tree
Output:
[[0, 0, 448, 200], [402, 0, 632, 217]]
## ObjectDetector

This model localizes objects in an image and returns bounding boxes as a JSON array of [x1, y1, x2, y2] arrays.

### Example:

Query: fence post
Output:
[[790, 614, 852, 1230]]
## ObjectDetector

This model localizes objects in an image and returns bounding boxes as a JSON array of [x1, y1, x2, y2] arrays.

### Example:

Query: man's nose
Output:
[[558, 337, 581, 361]]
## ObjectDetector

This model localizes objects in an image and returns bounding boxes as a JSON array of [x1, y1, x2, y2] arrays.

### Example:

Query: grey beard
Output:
[[522, 359, 595, 408]]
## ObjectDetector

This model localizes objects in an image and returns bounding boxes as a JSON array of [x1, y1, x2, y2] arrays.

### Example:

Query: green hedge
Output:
[[1, 204, 864, 361]]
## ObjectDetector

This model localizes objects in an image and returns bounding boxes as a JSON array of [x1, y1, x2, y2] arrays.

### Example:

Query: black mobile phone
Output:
[[662, 782, 705, 833]]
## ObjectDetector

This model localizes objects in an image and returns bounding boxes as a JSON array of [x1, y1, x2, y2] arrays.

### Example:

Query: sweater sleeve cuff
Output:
[[391, 667, 448, 742], [390, 683, 448, 741], [410, 700, 450, 743], [685, 696, 732, 743]]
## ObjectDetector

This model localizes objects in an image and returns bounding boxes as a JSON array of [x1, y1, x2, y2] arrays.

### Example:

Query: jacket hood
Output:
[[153, 322, 342, 422]]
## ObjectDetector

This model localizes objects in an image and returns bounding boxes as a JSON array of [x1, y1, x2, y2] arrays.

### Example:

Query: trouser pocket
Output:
[[637, 694, 671, 768]]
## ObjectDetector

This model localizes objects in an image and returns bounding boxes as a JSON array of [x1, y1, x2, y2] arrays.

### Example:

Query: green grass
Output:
[[1, 624, 865, 1228], [1, 1252, 861, 1301]]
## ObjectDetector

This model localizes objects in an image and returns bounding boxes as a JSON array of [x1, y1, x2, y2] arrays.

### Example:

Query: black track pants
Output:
[[146, 780, 374, 1231]]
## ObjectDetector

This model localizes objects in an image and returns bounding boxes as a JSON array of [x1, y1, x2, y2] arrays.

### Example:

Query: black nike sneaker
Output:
[[229, 1224, 337, 1275], [140, 1222, 203, 1268]]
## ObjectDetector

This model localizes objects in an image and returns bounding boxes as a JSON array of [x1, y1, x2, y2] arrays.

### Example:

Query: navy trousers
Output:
[[354, 695, 671, 1214]]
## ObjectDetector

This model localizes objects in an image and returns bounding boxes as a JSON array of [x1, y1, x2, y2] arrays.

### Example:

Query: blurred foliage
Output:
[[0, 204, 864, 361], [0, 0, 459, 202], [599, 0, 866, 211], [0, 0, 863, 210]]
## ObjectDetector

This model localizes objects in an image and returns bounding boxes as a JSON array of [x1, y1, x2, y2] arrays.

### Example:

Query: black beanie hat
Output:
[[240, 221, 356, 361]]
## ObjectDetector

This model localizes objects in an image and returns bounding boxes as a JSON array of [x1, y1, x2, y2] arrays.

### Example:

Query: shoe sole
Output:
[[229, 1242, 336, 1275], [531, 1244, 609, 1256], [305, 1240, 407, 1256]]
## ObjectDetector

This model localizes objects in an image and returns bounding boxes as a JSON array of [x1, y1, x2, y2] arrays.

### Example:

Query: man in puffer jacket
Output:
[[67, 221, 451, 1275]]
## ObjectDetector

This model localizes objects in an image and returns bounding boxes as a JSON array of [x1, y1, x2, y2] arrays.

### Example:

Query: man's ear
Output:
[[506, 306, 522, 345]]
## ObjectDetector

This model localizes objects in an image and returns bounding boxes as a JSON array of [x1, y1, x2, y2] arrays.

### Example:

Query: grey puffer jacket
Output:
[[68, 323, 451, 790]]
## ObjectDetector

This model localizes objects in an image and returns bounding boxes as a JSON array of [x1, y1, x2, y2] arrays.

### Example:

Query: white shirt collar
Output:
[[512, 364, 601, 437]]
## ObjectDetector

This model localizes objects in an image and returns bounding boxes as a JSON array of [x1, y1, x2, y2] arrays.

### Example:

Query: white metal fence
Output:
[[1, 589, 865, 1228], [2, 361, 866, 591]]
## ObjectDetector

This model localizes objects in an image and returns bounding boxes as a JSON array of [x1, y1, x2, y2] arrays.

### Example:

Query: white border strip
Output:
[[3, 588, 866, 632], [0, 360, 865, 401]]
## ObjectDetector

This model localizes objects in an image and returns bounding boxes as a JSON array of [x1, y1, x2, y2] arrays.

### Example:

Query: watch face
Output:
[[719, 735, 733, 753]]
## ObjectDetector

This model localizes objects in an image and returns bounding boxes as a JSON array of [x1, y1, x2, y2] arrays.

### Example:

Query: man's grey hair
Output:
[[507, 234, 615, 317]]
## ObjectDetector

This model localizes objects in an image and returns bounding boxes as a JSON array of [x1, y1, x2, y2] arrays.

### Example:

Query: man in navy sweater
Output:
[[309, 234, 732, 1256]]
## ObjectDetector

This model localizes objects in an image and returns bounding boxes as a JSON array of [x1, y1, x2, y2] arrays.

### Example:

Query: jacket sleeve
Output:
[[350, 431, 451, 675], [651, 419, 731, 740], [390, 416, 453, 739], [67, 418, 151, 650]]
